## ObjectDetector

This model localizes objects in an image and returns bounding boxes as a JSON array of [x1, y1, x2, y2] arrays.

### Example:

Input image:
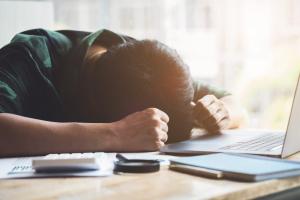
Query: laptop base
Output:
[[161, 130, 284, 157]]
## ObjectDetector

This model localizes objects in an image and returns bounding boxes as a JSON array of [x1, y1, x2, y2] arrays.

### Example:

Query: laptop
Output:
[[161, 75, 300, 158]]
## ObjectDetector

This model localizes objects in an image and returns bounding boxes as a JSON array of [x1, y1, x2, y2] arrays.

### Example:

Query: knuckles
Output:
[[152, 141, 164, 150], [119, 108, 168, 151], [142, 108, 162, 128], [144, 108, 158, 116], [149, 117, 161, 127]]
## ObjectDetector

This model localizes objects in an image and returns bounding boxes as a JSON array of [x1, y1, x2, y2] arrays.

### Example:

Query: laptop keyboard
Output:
[[219, 134, 284, 152]]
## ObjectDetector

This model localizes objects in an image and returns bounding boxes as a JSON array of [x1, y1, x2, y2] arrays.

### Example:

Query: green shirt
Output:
[[0, 29, 229, 122]]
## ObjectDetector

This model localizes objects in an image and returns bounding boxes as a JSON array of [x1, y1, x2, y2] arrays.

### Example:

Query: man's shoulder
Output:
[[3, 28, 76, 70], [11, 29, 73, 53]]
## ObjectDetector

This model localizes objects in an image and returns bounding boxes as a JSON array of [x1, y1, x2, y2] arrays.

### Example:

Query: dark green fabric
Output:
[[192, 79, 230, 102], [0, 28, 230, 122], [0, 29, 72, 121]]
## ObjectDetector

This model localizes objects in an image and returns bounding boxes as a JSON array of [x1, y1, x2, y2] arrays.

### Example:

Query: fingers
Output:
[[204, 115, 230, 133], [144, 108, 169, 123], [203, 109, 228, 125], [142, 108, 169, 143], [155, 141, 165, 149], [115, 108, 169, 151], [153, 108, 170, 123], [200, 95, 216, 106], [160, 121, 168, 133], [218, 117, 230, 129], [194, 96, 220, 122], [193, 95, 231, 132], [204, 111, 230, 133], [157, 129, 168, 143], [152, 121, 168, 143], [157, 109, 170, 123]]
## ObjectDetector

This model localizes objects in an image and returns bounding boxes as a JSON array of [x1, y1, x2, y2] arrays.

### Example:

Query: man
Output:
[[0, 29, 246, 157]]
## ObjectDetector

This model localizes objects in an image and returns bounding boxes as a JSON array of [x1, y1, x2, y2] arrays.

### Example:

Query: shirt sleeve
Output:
[[0, 80, 22, 114], [0, 41, 48, 116], [192, 78, 231, 101], [0, 29, 71, 120], [0, 44, 30, 115]]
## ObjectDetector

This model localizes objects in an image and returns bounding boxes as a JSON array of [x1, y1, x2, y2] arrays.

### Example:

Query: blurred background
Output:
[[0, 0, 300, 130]]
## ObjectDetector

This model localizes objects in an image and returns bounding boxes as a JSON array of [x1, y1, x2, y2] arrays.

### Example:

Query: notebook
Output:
[[170, 153, 300, 182]]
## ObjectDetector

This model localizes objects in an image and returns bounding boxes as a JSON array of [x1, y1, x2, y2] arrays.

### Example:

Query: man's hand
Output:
[[192, 95, 231, 133], [111, 108, 169, 151]]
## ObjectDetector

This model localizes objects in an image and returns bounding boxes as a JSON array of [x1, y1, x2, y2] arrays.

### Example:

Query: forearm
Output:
[[220, 95, 248, 129], [0, 113, 116, 157]]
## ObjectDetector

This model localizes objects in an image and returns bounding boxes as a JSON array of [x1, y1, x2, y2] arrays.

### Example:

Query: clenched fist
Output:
[[192, 95, 231, 134], [111, 108, 169, 151]]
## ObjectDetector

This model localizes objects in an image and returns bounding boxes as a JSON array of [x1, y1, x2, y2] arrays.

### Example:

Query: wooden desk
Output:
[[1, 153, 300, 200]]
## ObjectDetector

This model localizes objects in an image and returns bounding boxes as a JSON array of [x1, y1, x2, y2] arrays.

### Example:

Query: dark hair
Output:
[[82, 40, 194, 142]]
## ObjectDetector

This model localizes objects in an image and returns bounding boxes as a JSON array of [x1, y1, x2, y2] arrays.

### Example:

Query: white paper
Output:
[[0, 153, 115, 179], [0, 152, 175, 179]]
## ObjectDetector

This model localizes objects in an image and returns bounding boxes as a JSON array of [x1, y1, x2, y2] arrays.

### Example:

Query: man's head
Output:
[[81, 40, 194, 142]]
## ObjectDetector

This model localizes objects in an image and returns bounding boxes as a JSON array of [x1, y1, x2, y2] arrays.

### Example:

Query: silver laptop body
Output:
[[161, 75, 300, 158]]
